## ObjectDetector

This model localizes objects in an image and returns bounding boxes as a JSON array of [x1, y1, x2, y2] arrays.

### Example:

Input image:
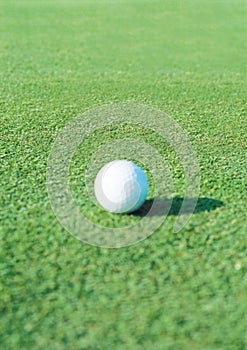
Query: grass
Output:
[[0, 0, 247, 349]]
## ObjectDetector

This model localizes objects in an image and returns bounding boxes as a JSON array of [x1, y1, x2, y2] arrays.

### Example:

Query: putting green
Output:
[[0, 1, 246, 349]]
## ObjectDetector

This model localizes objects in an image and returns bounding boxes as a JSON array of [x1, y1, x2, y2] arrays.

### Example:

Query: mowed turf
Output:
[[0, 0, 247, 349]]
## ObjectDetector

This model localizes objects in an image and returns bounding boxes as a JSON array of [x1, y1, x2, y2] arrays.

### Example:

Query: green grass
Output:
[[0, 0, 247, 349]]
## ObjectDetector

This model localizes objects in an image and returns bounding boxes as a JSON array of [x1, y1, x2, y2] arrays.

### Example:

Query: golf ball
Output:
[[94, 160, 148, 213]]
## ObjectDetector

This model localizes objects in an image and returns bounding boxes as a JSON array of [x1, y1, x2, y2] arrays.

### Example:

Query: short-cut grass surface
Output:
[[1, 0, 246, 349]]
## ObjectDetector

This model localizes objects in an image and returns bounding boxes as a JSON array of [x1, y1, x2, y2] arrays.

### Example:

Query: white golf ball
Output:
[[94, 160, 148, 213]]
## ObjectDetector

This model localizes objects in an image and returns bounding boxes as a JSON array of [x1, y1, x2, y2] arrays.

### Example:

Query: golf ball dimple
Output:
[[94, 160, 148, 213]]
